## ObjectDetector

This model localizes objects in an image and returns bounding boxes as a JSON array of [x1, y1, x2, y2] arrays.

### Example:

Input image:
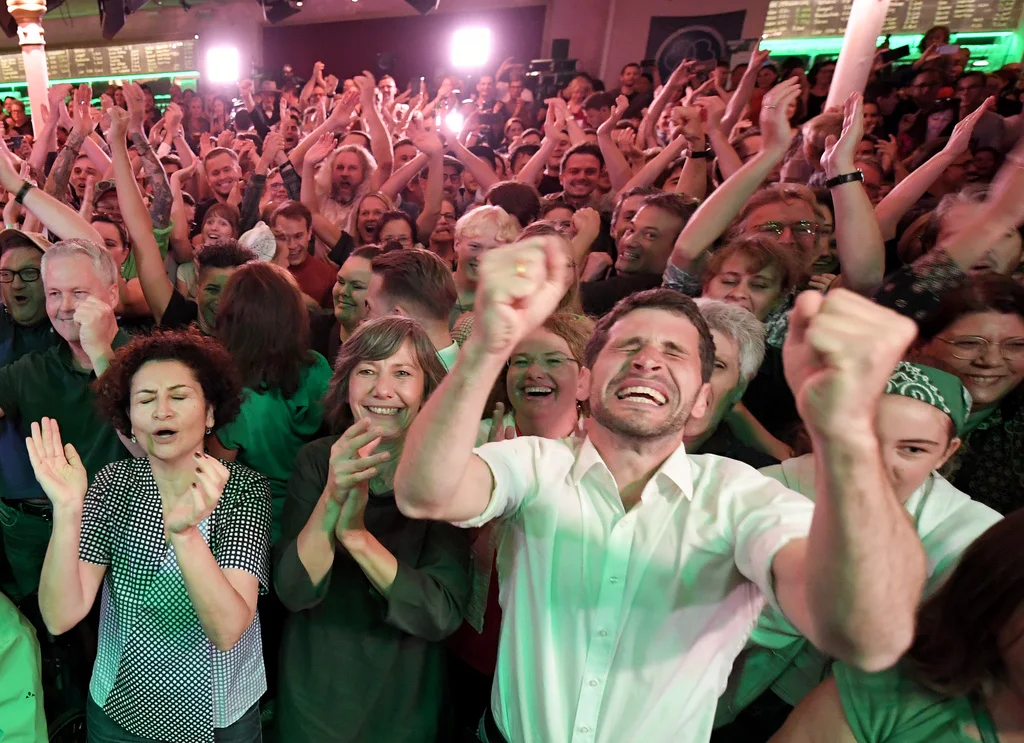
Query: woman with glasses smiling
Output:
[[915, 274, 1024, 513]]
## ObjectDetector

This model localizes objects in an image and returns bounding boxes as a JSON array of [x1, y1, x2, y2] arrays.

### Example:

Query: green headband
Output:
[[885, 362, 972, 435]]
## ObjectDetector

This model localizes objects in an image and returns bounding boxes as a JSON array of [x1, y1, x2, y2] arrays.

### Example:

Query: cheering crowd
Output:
[[2, 24, 1024, 743]]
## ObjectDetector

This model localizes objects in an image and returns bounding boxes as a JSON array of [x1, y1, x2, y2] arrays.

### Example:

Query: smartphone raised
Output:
[[880, 44, 911, 63], [936, 44, 961, 55]]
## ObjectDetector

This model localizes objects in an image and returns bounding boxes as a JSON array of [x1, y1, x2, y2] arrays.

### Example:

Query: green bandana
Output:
[[885, 361, 972, 435]]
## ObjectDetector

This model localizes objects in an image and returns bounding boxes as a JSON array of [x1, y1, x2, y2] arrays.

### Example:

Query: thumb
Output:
[[64, 442, 82, 469]]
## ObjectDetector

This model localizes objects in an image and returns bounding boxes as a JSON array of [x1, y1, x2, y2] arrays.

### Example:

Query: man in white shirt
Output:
[[395, 237, 927, 743]]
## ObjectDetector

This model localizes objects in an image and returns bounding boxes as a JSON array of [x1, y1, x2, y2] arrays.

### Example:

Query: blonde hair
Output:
[[347, 191, 396, 242], [454, 205, 520, 245]]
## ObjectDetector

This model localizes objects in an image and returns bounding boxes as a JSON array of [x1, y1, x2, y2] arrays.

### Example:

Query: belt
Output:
[[480, 707, 509, 743], [1, 498, 53, 520]]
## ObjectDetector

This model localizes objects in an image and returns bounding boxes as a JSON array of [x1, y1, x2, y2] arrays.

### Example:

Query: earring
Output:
[[205, 427, 211, 435], [130, 434, 136, 443]]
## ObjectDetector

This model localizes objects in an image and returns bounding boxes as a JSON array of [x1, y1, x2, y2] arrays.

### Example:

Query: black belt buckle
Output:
[[1, 498, 53, 521]]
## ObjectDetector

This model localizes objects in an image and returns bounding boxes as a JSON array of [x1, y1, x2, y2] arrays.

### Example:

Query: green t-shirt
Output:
[[0, 332, 132, 481], [121, 223, 175, 281], [835, 662, 996, 743], [216, 352, 332, 543]]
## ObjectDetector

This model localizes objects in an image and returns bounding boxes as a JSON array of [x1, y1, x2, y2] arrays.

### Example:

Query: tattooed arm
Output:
[[130, 130, 173, 230]]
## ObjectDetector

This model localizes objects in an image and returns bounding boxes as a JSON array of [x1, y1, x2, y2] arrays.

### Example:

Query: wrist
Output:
[[168, 525, 202, 545], [808, 419, 877, 449], [824, 160, 856, 180], [338, 528, 371, 554]]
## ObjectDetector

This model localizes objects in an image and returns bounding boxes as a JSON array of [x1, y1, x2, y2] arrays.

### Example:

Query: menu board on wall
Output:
[[0, 39, 196, 83], [762, 0, 1024, 38]]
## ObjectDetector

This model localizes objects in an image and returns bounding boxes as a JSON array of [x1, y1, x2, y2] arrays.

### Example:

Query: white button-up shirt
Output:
[[457, 435, 814, 743]]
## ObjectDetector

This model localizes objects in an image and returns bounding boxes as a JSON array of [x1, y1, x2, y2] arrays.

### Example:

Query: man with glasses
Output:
[[956, 72, 1007, 151], [0, 231, 57, 574]]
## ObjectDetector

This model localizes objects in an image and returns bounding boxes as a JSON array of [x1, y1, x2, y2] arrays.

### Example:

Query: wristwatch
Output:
[[824, 170, 865, 189]]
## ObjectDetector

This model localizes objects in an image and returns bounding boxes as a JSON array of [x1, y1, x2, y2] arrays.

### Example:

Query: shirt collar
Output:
[[57, 328, 131, 373], [570, 435, 695, 501]]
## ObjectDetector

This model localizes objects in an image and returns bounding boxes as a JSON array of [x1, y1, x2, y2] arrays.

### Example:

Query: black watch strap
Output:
[[688, 148, 713, 159], [825, 170, 865, 188], [14, 180, 32, 205]]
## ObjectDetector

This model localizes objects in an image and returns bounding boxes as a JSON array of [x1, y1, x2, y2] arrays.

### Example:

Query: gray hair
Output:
[[694, 298, 766, 383], [313, 143, 378, 200], [41, 238, 119, 290]]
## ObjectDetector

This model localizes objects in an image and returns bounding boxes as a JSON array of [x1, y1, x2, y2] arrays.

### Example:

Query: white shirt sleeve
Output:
[[451, 436, 541, 529], [727, 466, 814, 614]]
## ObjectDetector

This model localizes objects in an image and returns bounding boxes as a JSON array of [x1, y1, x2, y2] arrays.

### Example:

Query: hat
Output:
[[885, 361, 972, 435], [238, 221, 278, 263], [94, 179, 117, 203], [0, 228, 51, 255]]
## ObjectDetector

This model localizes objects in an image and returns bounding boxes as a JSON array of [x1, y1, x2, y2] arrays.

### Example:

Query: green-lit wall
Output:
[[0, 72, 199, 114], [759, 30, 1022, 71]]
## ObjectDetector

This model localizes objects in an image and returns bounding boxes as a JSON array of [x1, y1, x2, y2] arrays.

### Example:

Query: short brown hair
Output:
[[94, 330, 242, 436], [585, 288, 715, 382], [370, 248, 457, 323], [702, 234, 805, 297], [201, 203, 241, 240], [216, 262, 315, 396], [486, 181, 542, 228], [270, 200, 312, 231], [203, 147, 238, 169], [322, 316, 447, 433]]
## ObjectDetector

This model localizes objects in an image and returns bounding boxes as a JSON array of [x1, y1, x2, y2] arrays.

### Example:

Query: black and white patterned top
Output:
[[80, 456, 271, 743]]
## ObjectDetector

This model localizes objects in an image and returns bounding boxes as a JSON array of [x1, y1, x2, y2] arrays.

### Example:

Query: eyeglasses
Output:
[[0, 267, 40, 283], [752, 221, 819, 237], [936, 335, 1024, 361], [508, 353, 579, 370]]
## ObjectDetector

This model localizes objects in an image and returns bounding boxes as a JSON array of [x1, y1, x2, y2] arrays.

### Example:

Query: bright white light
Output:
[[444, 110, 465, 133], [206, 46, 241, 84], [451, 27, 492, 69]]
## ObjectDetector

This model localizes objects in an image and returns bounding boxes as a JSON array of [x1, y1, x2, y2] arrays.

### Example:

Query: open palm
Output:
[[25, 417, 87, 510]]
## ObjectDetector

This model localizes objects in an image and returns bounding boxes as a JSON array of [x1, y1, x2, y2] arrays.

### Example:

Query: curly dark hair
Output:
[[93, 330, 243, 437]]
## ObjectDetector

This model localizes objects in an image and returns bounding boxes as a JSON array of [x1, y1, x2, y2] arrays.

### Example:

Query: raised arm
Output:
[[395, 237, 568, 522], [441, 117, 499, 194], [30, 418, 106, 636], [300, 61, 325, 109], [124, 82, 173, 232], [380, 151, 427, 202], [28, 85, 68, 178], [516, 104, 563, 188], [300, 132, 345, 247], [597, 95, 634, 194], [821, 93, 885, 295], [108, 107, 174, 324], [353, 72, 394, 185], [722, 45, 771, 137], [667, 80, 801, 273], [699, 96, 744, 181], [639, 61, 693, 149], [169, 159, 200, 261], [875, 98, 994, 240], [774, 290, 924, 670], [45, 84, 95, 200], [407, 116, 445, 239], [287, 90, 358, 171]]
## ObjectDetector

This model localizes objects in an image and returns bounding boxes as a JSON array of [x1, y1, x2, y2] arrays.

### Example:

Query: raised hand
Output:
[[407, 112, 443, 157], [238, 79, 254, 98], [598, 95, 629, 137], [475, 236, 572, 356], [165, 452, 229, 535], [226, 180, 243, 209], [324, 419, 391, 501], [760, 78, 802, 154], [821, 92, 864, 178], [671, 104, 704, 144], [783, 289, 917, 439], [122, 82, 146, 134], [216, 129, 235, 149], [198, 134, 215, 160], [328, 89, 360, 129], [694, 95, 726, 133], [305, 132, 337, 166], [70, 84, 97, 135], [324, 74, 340, 96], [749, 43, 771, 72], [47, 83, 72, 116], [571, 206, 601, 243], [543, 99, 566, 141], [353, 70, 377, 107], [876, 134, 898, 173], [261, 131, 284, 164], [26, 418, 88, 511], [165, 101, 183, 130], [946, 96, 995, 156], [106, 106, 129, 144], [313, 60, 326, 81]]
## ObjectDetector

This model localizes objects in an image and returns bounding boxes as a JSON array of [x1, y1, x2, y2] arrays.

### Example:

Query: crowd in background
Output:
[[1, 23, 1024, 743]]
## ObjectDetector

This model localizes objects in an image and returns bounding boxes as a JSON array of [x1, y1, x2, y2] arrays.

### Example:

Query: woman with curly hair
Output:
[[31, 330, 271, 743]]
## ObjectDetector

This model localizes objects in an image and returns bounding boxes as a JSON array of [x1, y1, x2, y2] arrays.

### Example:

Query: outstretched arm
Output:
[[598, 96, 634, 194], [353, 72, 394, 185], [722, 45, 771, 137]]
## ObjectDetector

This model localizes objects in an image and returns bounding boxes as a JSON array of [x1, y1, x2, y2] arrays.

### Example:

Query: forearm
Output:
[[39, 506, 91, 635], [515, 139, 554, 186], [365, 107, 394, 182], [239, 174, 266, 233], [81, 135, 112, 177], [874, 150, 954, 240], [380, 152, 427, 202], [417, 152, 444, 238], [295, 490, 338, 588], [44, 130, 85, 198], [169, 528, 255, 652], [669, 146, 785, 271], [830, 179, 885, 295], [118, 278, 152, 318], [599, 132, 633, 193], [451, 140, 499, 193], [395, 337, 505, 517], [20, 185, 103, 243], [710, 128, 743, 180], [808, 428, 925, 669], [172, 133, 195, 168], [300, 161, 320, 213], [677, 150, 708, 200], [722, 70, 758, 135], [619, 136, 686, 195], [28, 115, 58, 176], [640, 85, 675, 149], [129, 131, 172, 229], [342, 530, 399, 597], [565, 114, 586, 146]]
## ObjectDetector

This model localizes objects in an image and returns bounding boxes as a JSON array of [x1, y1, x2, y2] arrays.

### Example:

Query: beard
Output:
[[591, 389, 695, 442]]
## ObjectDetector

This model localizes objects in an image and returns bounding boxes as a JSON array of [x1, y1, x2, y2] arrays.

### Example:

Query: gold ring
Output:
[[515, 262, 527, 277]]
